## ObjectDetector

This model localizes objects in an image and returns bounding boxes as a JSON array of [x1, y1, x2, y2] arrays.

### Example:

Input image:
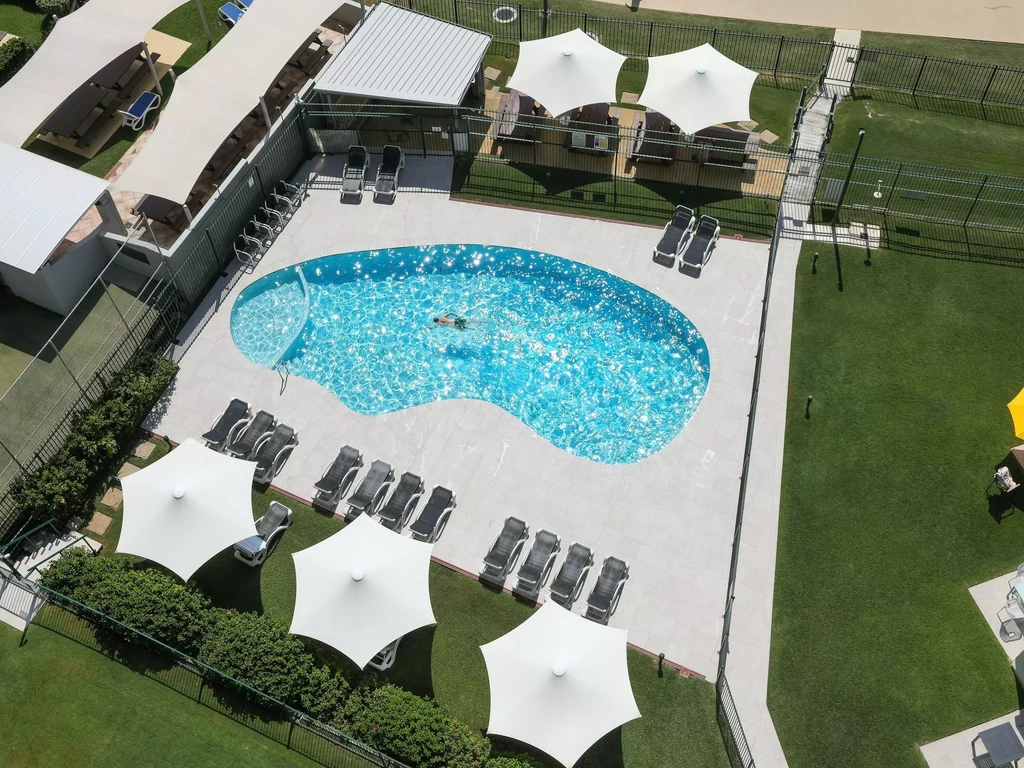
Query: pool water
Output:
[[230, 245, 710, 464]]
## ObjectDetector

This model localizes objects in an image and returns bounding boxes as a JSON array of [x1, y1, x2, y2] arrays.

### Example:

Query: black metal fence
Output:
[[29, 584, 407, 768]]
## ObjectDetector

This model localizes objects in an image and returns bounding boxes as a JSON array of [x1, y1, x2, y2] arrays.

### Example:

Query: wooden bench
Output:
[[686, 125, 760, 171]]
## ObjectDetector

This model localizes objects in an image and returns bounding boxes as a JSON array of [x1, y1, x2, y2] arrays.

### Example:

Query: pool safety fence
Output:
[[28, 585, 409, 768]]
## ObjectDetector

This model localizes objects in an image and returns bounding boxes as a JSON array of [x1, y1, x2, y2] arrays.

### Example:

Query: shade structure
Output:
[[114, 0, 340, 204], [0, 0, 190, 146], [117, 438, 258, 580], [638, 44, 759, 135], [506, 29, 626, 118], [289, 514, 436, 669], [1009, 387, 1024, 439], [480, 601, 641, 767]]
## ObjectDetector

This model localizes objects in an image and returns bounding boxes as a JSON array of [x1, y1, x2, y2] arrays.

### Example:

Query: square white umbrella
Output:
[[289, 514, 436, 669], [117, 438, 258, 580], [638, 43, 759, 135], [506, 29, 626, 118], [480, 601, 641, 768]]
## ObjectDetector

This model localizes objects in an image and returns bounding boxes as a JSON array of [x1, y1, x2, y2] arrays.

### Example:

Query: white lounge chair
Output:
[[119, 91, 160, 131], [201, 398, 251, 451], [234, 501, 292, 566], [584, 556, 630, 624], [679, 215, 721, 275], [512, 530, 561, 601], [652, 205, 695, 268], [251, 424, 298, 484], [480, 517, 529, 585], [312, 445, 363, 512], [345, 459, 393, 520]]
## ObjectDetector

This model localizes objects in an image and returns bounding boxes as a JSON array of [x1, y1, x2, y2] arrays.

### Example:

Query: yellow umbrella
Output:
[[1009, 387, 1024, 439]]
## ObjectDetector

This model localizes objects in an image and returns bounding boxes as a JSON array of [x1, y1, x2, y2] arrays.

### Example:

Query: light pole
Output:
[[832, 128, 865, 226]]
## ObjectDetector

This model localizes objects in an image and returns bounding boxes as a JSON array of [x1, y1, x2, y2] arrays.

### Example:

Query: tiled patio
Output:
[[970, 569, 1024, 670], [145, 155, 772, 678]]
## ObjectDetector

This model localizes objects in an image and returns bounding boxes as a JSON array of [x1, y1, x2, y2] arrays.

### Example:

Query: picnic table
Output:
[[132, 194, 179, 225], [564, 103, 618, 154], [973, 723, 1024, 767], [40, 83, 109, 139], [627, 109, 680, 164], [89, 43, 145, 89], [495, 90, 537, 142]]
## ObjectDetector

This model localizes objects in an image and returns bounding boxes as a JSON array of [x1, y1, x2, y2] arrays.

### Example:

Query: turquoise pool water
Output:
[[230, 245, 710, 464]]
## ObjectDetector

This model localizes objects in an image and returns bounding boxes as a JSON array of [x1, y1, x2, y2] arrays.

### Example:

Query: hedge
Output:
[[12, 353, 177, 524], [0, 38, 36, 87]]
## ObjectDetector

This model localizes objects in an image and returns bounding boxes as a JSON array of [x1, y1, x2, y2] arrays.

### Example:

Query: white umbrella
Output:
[[506, 29, 626, 118], [289, 514, 435, 669], [480, 601, 641, 768], [117, 438, 258, 580], [638, 43, 759, 134]]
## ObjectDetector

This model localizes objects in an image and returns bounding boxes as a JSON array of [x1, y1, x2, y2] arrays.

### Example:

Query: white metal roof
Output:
[[314, 3, 491, 106], [0, 0, 191, 146], [0, 142, 108, 274], [113, 0, 340, 204]]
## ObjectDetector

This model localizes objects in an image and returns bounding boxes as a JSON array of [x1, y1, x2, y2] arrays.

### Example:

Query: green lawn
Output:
[[0, 297, 62, 394], [0, 0, 45, 45], [859, 31, 1024, 69], [0, 622, 323, 768], [829, 96, 1024, 176], [89, 440, 730, 768], [768, 241, 1024, 768]]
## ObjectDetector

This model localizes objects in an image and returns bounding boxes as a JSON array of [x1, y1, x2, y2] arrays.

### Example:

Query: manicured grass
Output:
[[859, 31, 1024, 69], [0, 0, 45, 45], [768, 241, 1024, 768], [0, 622, 321, 767], [0, 297, 62, 394], [829, 96, 1024, 175]]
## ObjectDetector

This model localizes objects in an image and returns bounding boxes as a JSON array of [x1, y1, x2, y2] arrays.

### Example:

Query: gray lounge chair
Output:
[[345, 459, 394, 520], [679, 215, 721, 275], [480, 517, 529, 585], [408, 486, 456, 543], [312, 445, 363, 512], [583, 556, 630, 624], [224, 410, 275, 459], [377, 472, 424, 532], [252, 423, 298, 484], [512, 530, 561, 601], [202, 398, 251, 451], [233, 501, 292, 566], [373, 145, 404, 201], [653, 205, 696, 268], [549, 543, 594, 609], [340, 145, 367, 201]]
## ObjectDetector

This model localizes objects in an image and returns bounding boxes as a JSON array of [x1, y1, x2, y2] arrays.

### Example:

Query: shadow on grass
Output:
[[190, 547, 266, 615], [488, 728, 627, 768], [378, 624, 437, 700]]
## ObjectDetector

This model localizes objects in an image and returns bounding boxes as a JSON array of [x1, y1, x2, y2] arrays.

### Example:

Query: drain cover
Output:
[[493, 5, 517, 23]]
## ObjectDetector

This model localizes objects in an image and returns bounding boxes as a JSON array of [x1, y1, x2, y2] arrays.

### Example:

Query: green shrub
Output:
[[36, 0, 72, 16], [0, 38, 37, 88], [198, 612, 316, 708], [300, 664, 351, 722], [486, 755, 546, 768], [345, 684, 491, 768]]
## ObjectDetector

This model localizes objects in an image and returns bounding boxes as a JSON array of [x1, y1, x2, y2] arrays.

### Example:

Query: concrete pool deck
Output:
[[147, 155, 770, 679]]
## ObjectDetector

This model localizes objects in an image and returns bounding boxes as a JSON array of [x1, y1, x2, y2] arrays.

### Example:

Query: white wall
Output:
[[1, 235, 112, 316]]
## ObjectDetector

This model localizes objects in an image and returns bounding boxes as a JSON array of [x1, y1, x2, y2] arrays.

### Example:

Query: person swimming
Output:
[[431, 312, 483, 331]]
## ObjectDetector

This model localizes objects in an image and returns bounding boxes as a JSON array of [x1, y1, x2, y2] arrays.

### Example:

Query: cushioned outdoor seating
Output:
[[224, 409, 275, 459], [218, 2, 244, 25], [377, 472, 424, 532], [312, 445, 363, 512], [119, 91, 160, 131], [202, 398, 251, 451], [512, 530, 561, 601], [549, 542, 594, 609], [583, 556, 630, 624], [374, 145, 404, 201], [679, 215, 721, 275], [341, 145, 367, 201], [653, 205, 696, 268], [408, 486, 456, 543], [345, 459, 394, 520], [233, 501, 292, 566], [480, 517, 529, 585], [252, 423, 298, 484]]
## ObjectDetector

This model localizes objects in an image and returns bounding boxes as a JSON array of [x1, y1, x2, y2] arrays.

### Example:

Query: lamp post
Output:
[[832, 128, 865, 226]]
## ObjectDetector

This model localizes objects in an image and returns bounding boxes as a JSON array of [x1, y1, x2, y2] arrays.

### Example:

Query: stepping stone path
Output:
[[760, 130, 779, 144], [737, 120, 759, 131], [87, 511, 113, 535], [117, 462, 140, 479], [100, 487, 123, 508], [484, 66, 502, 81], [620, 92, 639, 104], [133, 441, 155, 459]]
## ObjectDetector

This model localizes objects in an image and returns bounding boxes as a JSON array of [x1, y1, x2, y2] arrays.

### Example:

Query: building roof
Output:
[[314, 3, 491, 106], [0, 142, 108, 274]]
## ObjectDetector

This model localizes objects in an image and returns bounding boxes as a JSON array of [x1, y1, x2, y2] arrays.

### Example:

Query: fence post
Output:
[[452, 0, 458, 26], [848, 44, 863, 96], [541, 0, 547, 38], [647, 21, 654, 57], [711, 27, 717, 47], [518, 4, 523, 42], [583, 12, 588, 34], [964, 175, 988, 226], [911, 56, 928, 97], [773, 36, 784, 87], [980, 64, 999, 105], [419, 117, 427, 157]]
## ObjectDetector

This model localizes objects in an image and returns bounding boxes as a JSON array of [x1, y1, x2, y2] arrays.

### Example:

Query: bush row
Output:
[[12, 353, 177, 525], [40, 551, 538, 768], [0, 38, 36, 88]]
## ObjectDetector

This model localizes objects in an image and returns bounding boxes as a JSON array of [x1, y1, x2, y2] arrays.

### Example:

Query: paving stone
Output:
[[737, 120, 759, 131], [100, 486, 123, 508], [117, 462, 141, 479], [133, 441, 155, 459], [759, 130, 779, 144], [620, 91, 639, 104], [484, 66, 502, 81], [86, 511, 113, 535]]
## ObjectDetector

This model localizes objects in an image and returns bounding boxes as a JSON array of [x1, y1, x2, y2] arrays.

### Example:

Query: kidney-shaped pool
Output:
[[230, 245, 710, 464]]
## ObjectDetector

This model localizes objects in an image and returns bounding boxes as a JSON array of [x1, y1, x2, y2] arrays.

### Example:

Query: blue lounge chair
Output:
[[234, 0, 254, 7], [218, 3, 244, 25], [119, 91, 160, 131]]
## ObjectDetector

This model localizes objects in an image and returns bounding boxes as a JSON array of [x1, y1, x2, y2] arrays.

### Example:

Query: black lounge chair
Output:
[[408, 486, 456, 543], [312, 445, 363, 512], [233, 501, 292, 566], [377, 472, 424, 532], [653, 205, 696, 268], [202, 398, 250, 451], [480, 517, 530, 585], [345, 459, 394, 520], [252, 424, 298, 484], [373, 145, 404, 201], [584, 556, 630, 624], [341, 145, 367, 200], [549, 543, 594, 609], [512, 530, 561, 601], [679, 215, 721, 275], [224, 410, 275, 459]]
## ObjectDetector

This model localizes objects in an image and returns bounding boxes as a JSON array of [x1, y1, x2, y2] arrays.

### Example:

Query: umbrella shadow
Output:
[[190, 548, 265, 614], [488, 730, 626, 768], [377, 624, 437, 700]]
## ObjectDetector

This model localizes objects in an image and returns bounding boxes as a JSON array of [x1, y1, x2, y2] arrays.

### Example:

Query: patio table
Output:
[[89, 43, 145, 89], [973, 723, 1024, 767], [132, 194, 178, 225], [40, 83, 109, 139], [635, 109, 680, 162]]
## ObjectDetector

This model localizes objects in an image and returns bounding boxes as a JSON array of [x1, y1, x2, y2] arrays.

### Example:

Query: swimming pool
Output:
[[230, 245, 710, 464]]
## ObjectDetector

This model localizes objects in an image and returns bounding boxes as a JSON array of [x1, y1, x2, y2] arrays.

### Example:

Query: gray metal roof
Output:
[[314, 3, 492, 106]]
